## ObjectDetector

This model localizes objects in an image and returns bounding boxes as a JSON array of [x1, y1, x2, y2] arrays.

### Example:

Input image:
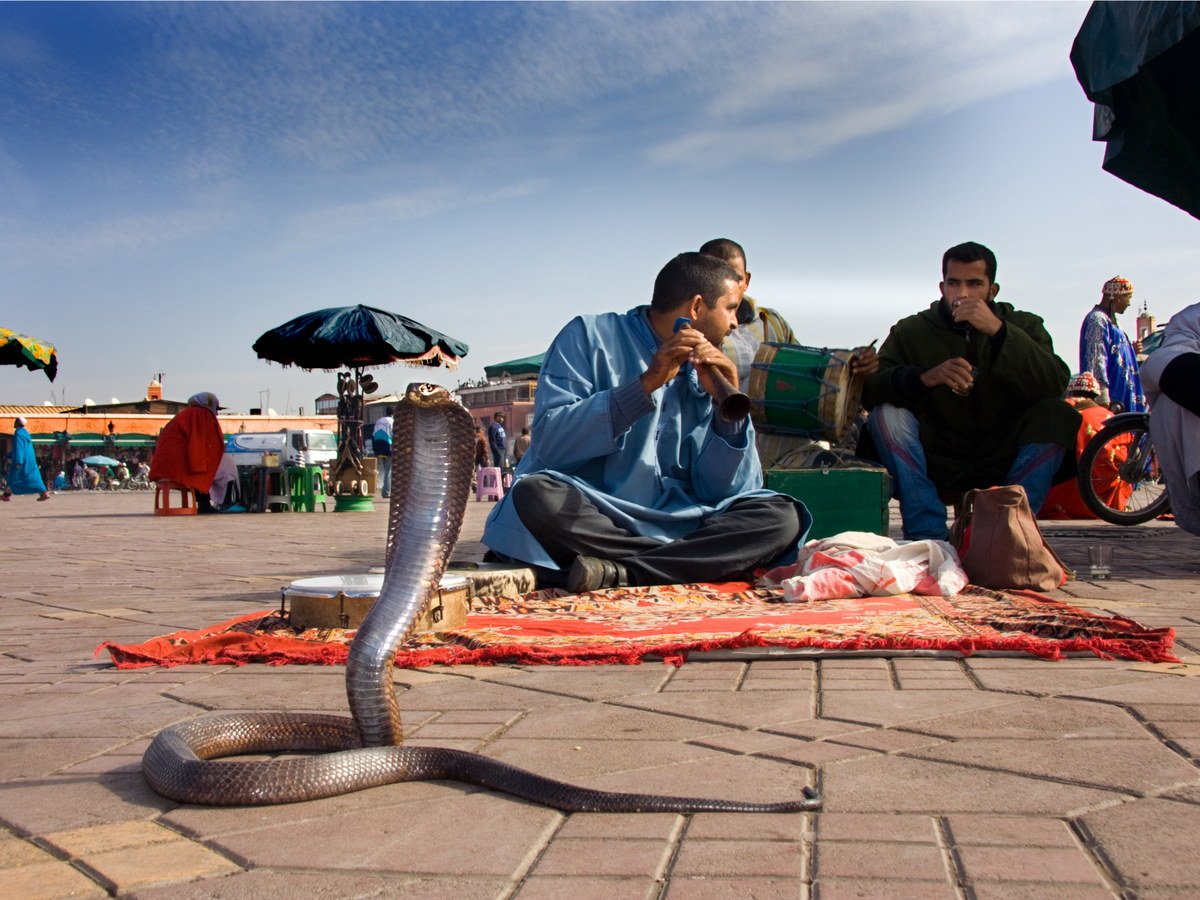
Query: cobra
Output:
[[142, 383, 821, 812]]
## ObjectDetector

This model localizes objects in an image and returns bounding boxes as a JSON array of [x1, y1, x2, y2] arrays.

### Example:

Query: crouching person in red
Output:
[[149, 392, 225, 514], [1039, 373, 1130, 519]]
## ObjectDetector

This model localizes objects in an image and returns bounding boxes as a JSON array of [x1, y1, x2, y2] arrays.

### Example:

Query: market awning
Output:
[[484, 353, 544, 378], [30, 432, 158, 447], [113, 434, 158, 447]]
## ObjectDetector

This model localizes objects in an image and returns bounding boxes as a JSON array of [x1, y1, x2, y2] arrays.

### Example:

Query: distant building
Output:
[[455, 353, 543, 446], [315, 393, 338, 415], [0, 377, 335, 472]]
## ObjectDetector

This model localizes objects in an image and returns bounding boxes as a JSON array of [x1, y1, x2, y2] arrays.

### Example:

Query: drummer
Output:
[[481, 251, 808, 593], [860, 241, 1078, 540], [699, 238, 798, 386], [699, 237, 879, 467]]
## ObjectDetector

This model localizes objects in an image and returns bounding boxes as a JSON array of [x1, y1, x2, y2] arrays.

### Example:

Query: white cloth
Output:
[[1140, 302, 1200, 535], [187, 392, 221, 414], [209, 453, 239, 507], [759, 531, 968, 602]]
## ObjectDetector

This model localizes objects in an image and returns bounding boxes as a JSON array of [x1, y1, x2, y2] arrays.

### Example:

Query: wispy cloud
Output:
[[8, 3, 1086, 177], [0, 207, 235, 267], [274, 178, 546, 255], [0, 1, 1089, 265], [647, 2, 1088, 167]]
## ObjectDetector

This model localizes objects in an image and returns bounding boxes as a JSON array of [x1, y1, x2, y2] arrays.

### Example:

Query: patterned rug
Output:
[[98, 583, 1178, 669]]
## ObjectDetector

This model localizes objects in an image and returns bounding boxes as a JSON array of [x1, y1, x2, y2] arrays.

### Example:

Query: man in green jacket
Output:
[[861, 241, 1079, 540]]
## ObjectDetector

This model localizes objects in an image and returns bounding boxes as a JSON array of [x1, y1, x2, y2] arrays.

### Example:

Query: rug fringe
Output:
[[97, 593, 1179, 670]]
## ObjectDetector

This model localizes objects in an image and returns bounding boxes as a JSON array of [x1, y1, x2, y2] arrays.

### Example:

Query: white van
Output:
[[225, 430, 338, 468]]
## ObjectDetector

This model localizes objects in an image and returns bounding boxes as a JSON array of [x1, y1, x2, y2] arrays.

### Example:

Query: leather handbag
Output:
[[950, 485, 1070, 591]]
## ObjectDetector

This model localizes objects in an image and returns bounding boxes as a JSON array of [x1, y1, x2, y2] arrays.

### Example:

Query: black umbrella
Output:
[[1071, 1, 1200, 219], [252, 304, 469, 371], [252, 305, 468, 511]]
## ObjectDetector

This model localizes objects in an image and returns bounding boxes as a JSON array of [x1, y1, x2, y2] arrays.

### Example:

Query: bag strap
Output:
[[948, 489, 976, 551]]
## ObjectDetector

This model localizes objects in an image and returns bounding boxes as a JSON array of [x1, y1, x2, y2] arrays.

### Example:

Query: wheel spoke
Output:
[[1078, 417, 1170, 525]]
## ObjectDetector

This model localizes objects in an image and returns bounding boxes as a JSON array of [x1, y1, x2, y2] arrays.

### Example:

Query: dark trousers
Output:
[[510, 474, 802, 587]]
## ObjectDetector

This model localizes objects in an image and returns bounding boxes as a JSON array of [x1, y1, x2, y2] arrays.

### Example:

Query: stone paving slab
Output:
[[1, 492, 1199, 897]]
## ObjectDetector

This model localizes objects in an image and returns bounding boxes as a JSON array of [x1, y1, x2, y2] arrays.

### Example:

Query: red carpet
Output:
[[98, 583, 1177, 669]]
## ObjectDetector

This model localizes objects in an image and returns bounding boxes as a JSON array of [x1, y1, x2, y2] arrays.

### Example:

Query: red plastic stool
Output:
[[155, 480, 197, 516]]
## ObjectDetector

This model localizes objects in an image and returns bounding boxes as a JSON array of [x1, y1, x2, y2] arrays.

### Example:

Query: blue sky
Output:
[[2, 1, 1197, 413]]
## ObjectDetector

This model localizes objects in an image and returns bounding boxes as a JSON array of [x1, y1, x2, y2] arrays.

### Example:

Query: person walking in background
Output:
[[371, 406, 394, 499], [149, 392, 225, 513], [512, 427, 531, 464], [2, 416, 50, 501], [487, 412, 507, 468], [1080, 276, 1146, 413], [474, 425, 489, 470]]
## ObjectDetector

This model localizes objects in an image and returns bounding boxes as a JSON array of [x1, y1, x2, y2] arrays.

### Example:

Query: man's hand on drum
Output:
[[850, 345, 879, 378], [919, 357, 976, 393]]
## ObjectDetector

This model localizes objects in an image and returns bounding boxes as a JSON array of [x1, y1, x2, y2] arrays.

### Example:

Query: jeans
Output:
[[866, 404, 1064, 540], [376, 455, 392, 497]]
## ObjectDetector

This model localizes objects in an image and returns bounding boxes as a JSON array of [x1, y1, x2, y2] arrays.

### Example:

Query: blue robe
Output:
[[1080, 308, 1146, 413], [482, 306, 807, 570], [6, 426, 46, 495]]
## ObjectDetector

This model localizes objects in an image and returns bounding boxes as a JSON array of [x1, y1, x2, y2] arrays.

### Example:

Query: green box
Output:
[[766, 467, 892, 540]]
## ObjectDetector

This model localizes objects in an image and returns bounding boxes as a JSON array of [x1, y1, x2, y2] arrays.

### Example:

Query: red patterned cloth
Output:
[[98, 582, 1177, 669]]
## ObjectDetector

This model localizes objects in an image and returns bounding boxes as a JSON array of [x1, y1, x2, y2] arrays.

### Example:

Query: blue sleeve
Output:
[[694, 414, 762, 501], [531, 318, 648, 472]]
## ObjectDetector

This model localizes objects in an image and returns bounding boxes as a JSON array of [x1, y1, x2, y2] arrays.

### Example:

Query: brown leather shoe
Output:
[[567, 556, 629, 593]]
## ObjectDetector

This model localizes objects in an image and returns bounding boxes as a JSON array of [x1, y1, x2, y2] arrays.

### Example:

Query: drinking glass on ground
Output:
[[1087, 545, 1113, 579]]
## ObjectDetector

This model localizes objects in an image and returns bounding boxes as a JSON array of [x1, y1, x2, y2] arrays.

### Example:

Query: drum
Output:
[[284, 573, 469, 632], [747, 342, 864, 442]]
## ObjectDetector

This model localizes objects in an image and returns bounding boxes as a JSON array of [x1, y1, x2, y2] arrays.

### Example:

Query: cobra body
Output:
[[142, 383, 820, 812]]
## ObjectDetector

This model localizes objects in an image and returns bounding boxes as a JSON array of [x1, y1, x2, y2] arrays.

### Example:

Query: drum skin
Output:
[[286, 574, 469, 631]]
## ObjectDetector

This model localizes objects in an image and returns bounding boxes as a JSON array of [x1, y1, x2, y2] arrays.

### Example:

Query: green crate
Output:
[[767, 467, 892, 540]]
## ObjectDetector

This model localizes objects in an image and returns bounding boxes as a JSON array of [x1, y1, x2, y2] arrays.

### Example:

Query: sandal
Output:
[[37, 493, 50, 501]]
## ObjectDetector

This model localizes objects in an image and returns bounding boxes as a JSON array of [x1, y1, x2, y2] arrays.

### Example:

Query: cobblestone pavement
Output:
[[2, 491, 1199, 898]]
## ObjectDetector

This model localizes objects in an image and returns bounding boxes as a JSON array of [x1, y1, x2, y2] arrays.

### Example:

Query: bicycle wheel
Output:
[[1077, 416, 1171, 525]]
